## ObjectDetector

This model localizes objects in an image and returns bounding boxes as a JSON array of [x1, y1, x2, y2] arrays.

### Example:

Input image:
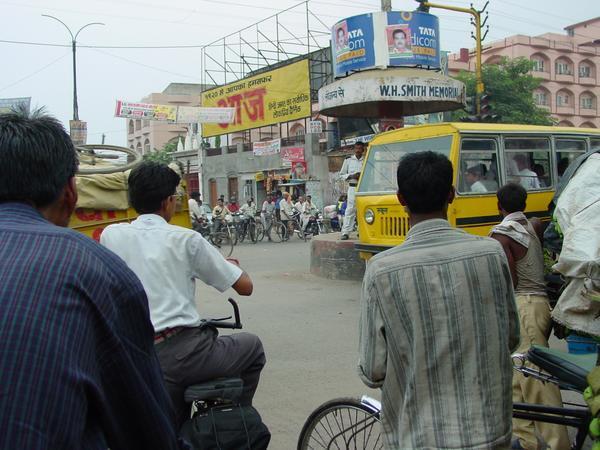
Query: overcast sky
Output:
[[1, 0, 596, 145]]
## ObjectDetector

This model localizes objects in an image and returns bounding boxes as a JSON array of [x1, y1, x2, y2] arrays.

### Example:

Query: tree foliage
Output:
[[143, 140, 178, 164], [452, 57, 555, 125]]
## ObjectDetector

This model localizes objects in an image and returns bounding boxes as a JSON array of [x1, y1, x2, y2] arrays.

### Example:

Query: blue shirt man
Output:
[[0, 109, 186, 450]]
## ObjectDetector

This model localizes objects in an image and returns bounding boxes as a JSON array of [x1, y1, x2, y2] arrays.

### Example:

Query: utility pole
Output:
[[381, 0, 392, 12], [42, 15, 104, 121], [416, 1, 489, 114], [101, 133, 106, 144]]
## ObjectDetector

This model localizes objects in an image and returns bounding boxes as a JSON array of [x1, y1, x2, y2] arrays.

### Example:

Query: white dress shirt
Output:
[[188, 198, 203, 220], [100, 214, 242, 332], [338, 154, 364, 186]]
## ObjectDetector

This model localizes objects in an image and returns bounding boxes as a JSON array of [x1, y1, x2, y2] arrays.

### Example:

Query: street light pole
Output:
[[42, 15, 104, 121]]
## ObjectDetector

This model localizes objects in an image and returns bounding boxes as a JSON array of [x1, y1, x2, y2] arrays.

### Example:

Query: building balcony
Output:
[[531, 70, 550, 80], [556, 106, 576, 115], [555, 73, 575, 83], [578, 76, 598, 86], [536, 104, 551, 112], [580, 107, 598, 117]]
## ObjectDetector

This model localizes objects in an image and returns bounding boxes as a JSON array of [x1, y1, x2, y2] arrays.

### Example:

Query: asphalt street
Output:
[[194, 237, 590, 449], [195, 238, 378, 449]]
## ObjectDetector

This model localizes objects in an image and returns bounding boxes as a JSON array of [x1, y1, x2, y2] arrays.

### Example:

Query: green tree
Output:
[[143, 141, 178, 164], [452, 57, 555, 125]]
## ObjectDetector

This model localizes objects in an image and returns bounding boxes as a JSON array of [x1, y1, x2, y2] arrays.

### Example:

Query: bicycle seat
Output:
[[527, 345, 597, 392], [184, 377, 244, 403]]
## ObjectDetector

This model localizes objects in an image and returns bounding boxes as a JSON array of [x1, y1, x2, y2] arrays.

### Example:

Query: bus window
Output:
[[458, 138, 498, 194], [556, 139, 586, 181], [504, 138, 551, 190], [358, 135, 452, 193], [592, 138, 600, 150]]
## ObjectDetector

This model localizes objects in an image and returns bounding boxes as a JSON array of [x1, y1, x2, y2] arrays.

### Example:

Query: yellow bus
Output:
[[355, 123, 600, 259]]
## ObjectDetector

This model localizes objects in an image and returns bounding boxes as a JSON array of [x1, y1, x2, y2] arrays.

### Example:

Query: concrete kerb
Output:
[[310, 232, 365, 281]]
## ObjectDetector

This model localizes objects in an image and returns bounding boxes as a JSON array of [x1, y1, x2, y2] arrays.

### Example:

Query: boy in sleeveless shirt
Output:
[[491, 183, 569, 450]]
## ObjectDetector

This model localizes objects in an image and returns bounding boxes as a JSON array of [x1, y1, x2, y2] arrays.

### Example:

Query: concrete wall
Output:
[[201, 133, 332, 208]]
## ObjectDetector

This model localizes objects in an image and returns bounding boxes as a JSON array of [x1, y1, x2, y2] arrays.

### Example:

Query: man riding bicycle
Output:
[[100, 162, 266, 427], [212, 197, 231, 233]]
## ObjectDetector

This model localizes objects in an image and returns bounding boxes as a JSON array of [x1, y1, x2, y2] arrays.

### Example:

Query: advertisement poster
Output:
[[291, 161, 308, 180], [201, 60, 311, 137], [332, 14, 376, 77], [0, 97, 31, 114], [386, 11, 440, 68], [280, 146, 305, 167], [253, 138, 281, 156], [69, 120, 87, 146], [115, 100, 176, 121]]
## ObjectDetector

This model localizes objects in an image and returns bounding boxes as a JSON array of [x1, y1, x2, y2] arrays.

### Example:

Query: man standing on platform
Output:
[[338, 141, 365, 240]]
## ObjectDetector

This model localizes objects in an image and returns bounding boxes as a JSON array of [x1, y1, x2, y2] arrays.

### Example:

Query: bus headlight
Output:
[[365, 208, 375, 224]]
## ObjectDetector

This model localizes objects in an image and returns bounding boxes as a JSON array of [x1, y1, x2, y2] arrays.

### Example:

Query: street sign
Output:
[[69, 120, 87, 146], [309, 120, 323, 134]]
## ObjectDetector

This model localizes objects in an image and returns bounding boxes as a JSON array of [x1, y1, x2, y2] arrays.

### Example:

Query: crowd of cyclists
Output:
[[188, 190, 349, 243]]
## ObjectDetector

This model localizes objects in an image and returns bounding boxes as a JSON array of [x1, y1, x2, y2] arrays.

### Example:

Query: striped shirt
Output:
[[0, 203, 187, 450], [359, 219, 519, 449]]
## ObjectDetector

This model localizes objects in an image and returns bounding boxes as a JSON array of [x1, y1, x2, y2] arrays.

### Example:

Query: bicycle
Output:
[[236, 215, 263, 244], [259, 213, 285, 243], [193, 217, 234, 258], [298, 346, 596, 450]]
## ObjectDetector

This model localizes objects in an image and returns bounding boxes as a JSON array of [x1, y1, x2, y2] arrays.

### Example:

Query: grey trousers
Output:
[[155, 326, 266, 427]]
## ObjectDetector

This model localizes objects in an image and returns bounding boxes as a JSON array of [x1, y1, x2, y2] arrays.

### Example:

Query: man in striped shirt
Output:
[[359, 151, 520, 449]]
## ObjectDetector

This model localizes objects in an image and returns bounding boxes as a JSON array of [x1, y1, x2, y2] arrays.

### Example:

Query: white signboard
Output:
[[253, 138, 281, 156], [309, 120, 323, 134], [318, 68, 465, 117]]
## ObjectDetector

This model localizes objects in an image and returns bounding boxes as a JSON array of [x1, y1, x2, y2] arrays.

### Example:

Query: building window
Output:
[[579, 64, 592, 78], [581, 95, 594, 109], [142, 120, 150, 128], [534, 91, 548, 106], [128, 120, 134, 134], [144, 139, 151, 153], [556, 92, 570, 107], [135, 120, 142, 131], [555, 61, 572, 75], [531, 59, 544, 72], [294, 125, 305, 137]]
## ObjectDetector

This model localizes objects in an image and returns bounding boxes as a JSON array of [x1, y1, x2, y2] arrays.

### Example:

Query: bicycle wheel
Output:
[[227, 225, 238, 246], [271, 221, 286, 243], [298, 398, 383, 450], [255, 221, 265, 242], [210, 231, 234, 258]]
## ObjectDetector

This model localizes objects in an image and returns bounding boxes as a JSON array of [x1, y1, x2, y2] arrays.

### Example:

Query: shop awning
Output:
[[278, 180, 306, 186]]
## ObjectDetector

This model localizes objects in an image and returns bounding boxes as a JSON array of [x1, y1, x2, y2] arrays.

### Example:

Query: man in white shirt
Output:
[[301, 195, 318, 233], [188, 191, 202, 221], [100, 162, 265, 427], [464, 166, 488, 193], [514, 154, 540, 190], [338, 142, 365, 240], [239, 197, 256, 219]]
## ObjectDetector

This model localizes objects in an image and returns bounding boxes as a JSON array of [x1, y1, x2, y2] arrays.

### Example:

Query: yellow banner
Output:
[[201, 60, 311, 137]]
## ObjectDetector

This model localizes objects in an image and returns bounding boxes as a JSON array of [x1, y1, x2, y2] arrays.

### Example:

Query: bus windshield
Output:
[[358, 135, 453, 193]]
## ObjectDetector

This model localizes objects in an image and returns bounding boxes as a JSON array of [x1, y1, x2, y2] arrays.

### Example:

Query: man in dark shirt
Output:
[[0, 109, 187, 450]]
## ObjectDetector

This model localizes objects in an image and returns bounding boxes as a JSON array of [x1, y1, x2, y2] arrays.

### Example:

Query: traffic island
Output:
[[310, 232, 365, 281]]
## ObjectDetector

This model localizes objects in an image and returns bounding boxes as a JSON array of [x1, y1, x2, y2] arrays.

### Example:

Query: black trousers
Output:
[[155, 326, 266, 427]]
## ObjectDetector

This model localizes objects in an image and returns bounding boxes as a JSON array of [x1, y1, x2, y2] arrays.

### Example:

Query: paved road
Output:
[[195, 238, 378, 449], [195, 237, 590, 449]]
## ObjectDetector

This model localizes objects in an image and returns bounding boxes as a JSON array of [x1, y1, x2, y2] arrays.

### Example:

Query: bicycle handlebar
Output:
[[202, 298, 243, 330]]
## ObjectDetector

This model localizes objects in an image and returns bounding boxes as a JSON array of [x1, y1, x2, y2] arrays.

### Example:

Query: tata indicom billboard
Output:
[[332, 11, 441, 78]]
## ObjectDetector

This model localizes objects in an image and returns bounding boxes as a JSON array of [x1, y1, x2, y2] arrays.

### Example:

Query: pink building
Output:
[[126, 83, 205, 155], [448, 17, 600, 128]]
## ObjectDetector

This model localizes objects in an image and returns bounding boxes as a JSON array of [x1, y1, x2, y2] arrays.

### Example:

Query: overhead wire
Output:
[[0, 51, 70, 92]]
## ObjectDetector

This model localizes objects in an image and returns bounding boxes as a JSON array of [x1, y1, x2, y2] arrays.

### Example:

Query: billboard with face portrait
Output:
[[332, 14, 376, 78], [331, 11, 440, 79], [386, 11, 439, 68]]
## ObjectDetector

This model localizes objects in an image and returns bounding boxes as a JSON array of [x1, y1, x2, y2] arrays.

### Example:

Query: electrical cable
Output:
[[0, 52, 69, 92]]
